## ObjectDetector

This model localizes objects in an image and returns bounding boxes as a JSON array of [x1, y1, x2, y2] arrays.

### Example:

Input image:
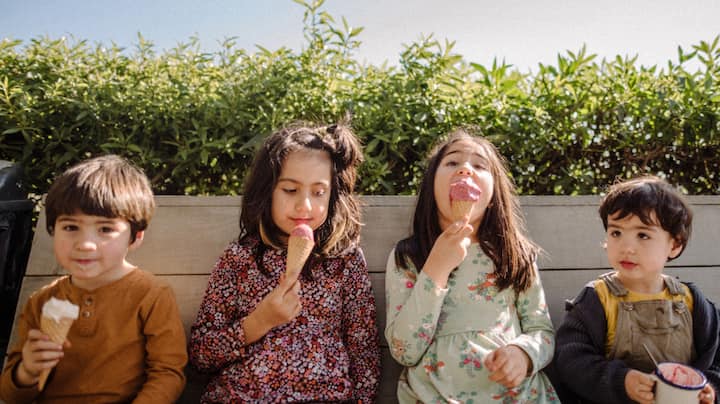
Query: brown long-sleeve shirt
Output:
[[0, 269, 187, 403]]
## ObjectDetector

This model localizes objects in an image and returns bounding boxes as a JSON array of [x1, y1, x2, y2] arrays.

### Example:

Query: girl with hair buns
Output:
[[189, 122, 380, 403]]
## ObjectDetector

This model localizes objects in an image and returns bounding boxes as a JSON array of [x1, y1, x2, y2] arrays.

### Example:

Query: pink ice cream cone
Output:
[[450, 178, 482, 221], [286, 224, 314, 282]]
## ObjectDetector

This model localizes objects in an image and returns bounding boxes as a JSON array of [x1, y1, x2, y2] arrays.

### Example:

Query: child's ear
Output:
[[668, 238, 683, 260], [129, 231, 145, 250]]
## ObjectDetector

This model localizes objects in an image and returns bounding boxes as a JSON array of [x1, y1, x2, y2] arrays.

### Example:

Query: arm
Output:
[[384, 248, 448, 366], [0, 298, 43, 403], [132, 285, 188, 404], [508, 265, 556, 374], [554, 286, 634, 404], [188, 244, 251, 372], [687, 283, 720, 401], [341, 249, 381, 404]]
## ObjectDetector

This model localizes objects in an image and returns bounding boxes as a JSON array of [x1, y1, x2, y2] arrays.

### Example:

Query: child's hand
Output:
[[624, 369, 655, 404], [16, 329, 65, 387], [253, 274, 302, 330], [422, 220, 473, 287], [699, 383, 715, 404], [484, 345, 531, 388]]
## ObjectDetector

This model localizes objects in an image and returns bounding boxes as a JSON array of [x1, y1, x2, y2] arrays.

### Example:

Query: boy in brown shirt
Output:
[[0, 155, 187, 403]]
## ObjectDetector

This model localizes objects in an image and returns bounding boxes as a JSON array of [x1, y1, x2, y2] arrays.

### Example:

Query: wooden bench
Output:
[[6, 195, 720, 403]]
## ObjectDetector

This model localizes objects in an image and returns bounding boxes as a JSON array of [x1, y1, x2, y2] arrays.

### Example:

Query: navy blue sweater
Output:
[[548, 280, 720, 404]]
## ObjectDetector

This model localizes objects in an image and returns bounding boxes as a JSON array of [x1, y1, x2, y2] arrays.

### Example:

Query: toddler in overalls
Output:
[[549, 175, 720, 404]]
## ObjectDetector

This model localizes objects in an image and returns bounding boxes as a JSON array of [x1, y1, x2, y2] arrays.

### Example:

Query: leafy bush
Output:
[[1, 0, 719, 196]]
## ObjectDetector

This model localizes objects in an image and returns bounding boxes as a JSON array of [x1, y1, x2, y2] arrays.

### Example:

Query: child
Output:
[[551, 175, 719, 404], [189, 122, 381, 403], [385, 129, 559, 403], [0, 155, 188, 403]]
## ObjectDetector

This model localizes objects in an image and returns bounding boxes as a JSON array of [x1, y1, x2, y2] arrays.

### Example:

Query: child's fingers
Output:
[[277, 273, 299, 294], [483, 350, 498, 370], [284, 278, 301, 298], [443, 220, 464, 235], [26, 329, 50, 341], [26, 330, 63, 352], [699, 384, 715, 403]]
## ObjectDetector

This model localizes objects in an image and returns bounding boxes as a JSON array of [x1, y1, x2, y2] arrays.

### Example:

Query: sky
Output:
[[3, 0, 720, 73]]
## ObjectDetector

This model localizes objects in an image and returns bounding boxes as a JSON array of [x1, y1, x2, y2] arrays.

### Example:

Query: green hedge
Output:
[[1, 0, 719, 196]]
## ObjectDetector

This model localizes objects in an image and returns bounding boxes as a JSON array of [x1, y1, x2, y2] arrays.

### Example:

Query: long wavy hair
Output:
[[239, 121, 364, 278], [394, 128, 539, 292]]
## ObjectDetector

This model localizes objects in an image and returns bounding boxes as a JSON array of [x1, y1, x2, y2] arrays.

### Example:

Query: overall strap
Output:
[[662, 275, 686, 296], [599, 272, 627, 297]]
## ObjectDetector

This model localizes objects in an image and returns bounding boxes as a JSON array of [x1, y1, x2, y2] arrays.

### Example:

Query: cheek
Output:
[[316, 196, 330, 215]]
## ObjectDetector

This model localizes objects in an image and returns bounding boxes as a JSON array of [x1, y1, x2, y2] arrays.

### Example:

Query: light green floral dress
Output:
[[385, 243, 560, 404]]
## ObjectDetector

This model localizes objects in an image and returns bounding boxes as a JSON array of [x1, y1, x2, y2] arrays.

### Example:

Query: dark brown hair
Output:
[[45, 154, 155, 242], [599, 175, 692, 260], [239, 121, 364, 277], [394, 128, 539, 292]]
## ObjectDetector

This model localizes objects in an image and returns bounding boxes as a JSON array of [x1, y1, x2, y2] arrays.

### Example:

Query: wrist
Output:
[[14, 361, 39, 387], [242, 309, 273, 344], [421, 265, 450, 289]]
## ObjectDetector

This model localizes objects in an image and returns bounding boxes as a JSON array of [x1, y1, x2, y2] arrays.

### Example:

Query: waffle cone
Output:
[[38, 315, 75, 391], [451, 200, 474, 221], [286, 236, 314, 281]]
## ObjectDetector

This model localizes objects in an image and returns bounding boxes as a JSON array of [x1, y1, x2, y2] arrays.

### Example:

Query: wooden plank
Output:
[[541, 267, 720, 328], [379, 347, 401, 404], [24, 196, 720, 276], [8, 275, 210, 352]]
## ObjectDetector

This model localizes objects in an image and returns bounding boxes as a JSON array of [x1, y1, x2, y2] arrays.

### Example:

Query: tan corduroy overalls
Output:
[[601, 272, 694, 373]]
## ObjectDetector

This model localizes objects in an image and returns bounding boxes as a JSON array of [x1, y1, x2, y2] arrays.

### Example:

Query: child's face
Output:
[[271, 148, 332, 240], [433, 140, 494, 234], [605, 211, 683, 292], [53, 212, 142, 290]]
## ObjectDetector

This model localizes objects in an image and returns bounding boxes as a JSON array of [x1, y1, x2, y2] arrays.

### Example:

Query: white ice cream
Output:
[[41, 297, 79, 321]]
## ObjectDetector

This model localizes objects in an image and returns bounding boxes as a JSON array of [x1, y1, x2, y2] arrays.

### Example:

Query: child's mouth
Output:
[[620, 261, 637, 270]]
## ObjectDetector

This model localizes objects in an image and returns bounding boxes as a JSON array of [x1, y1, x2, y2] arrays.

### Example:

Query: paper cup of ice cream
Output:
[[652, 362, 707, 404]]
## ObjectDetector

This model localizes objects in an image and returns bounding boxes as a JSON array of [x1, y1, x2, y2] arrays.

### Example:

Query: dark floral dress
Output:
[[189, 237, 381, 403]]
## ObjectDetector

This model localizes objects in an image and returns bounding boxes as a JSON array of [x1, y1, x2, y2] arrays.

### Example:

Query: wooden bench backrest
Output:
[[9, 195, 720, 403]]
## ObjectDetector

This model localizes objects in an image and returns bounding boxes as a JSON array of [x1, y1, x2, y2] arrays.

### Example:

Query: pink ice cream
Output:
[[449, 178, 482, 221], [658, 363, 705, 387], [449, 178, 482, 202], [290, 223, 314, 240]]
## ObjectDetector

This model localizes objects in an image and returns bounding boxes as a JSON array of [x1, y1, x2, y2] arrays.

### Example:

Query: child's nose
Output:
[[76, 238, 97, 250], [456, 163, 473, 176], [295, 195, 312, 212], [620, 240, 636, 253]]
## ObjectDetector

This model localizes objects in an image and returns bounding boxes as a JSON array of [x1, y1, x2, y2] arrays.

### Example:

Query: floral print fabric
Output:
[[385, 243, 560, 403], [189, 237, 380, 403]]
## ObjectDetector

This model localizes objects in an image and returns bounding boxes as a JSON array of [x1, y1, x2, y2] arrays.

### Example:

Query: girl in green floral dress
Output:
[[385, 129, 560, 404]]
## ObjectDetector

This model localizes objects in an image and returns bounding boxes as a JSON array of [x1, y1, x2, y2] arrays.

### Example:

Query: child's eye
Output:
[[638, 233, 650, 240], [314, 189, 326, 197], [445, 160, 458, 167], [609, 230, 621, 237], [100, 226, 117, 234], [61, 225, 78, 232], [472, 163, 487, 170], [282, 188, 297, 194]]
